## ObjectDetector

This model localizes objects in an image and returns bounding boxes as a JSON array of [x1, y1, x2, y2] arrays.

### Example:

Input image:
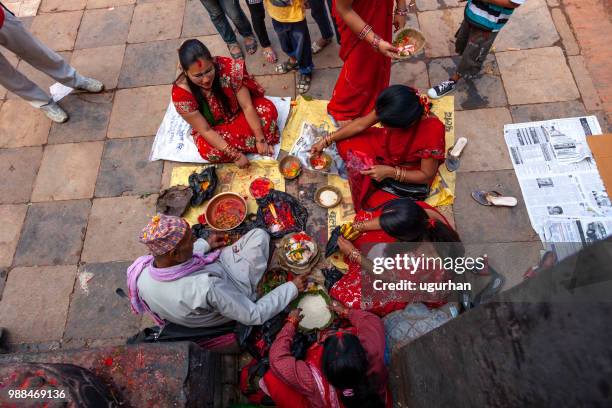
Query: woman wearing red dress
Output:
[[327, 0, 408, 125], [172, 39, 279, 167], [330, 197, 463, 316], [263, 306, 390, 408]]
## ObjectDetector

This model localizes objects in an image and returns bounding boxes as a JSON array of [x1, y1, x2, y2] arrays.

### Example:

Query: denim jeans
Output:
[[272, 19, 314, 75], [309, 0, 333, 40], [199, 0, 254, 44]]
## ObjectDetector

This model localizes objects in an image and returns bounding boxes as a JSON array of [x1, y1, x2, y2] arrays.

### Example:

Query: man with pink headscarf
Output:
[[127, 214, 308, 328]]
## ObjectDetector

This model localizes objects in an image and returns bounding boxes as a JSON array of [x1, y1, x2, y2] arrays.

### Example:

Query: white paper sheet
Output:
[[50, 83, 73, 102], [149, 96, 291, 163]]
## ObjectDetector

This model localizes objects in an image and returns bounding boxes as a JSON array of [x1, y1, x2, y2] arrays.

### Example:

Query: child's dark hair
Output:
[[379, 198, 464, 259], [322, 333, 385, 408], [177, 39, 231, 119], [375, 85, 429, 128]]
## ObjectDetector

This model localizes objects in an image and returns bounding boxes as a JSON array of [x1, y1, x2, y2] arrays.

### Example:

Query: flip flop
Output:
[[471, 190, 518, 207], [445, 136, 468, 172], [227, 43, 244, 60], [262, 48, 278, 64], [275, 59, 298, 74], [297, 73, 311, 94], [312, 38, 331, 54], [244, 36, 258, 55], [473, 265, 505, 306]]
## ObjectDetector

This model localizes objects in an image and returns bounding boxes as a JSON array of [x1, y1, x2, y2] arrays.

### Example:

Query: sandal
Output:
[[473, 265, 505, 306], [297, 73, 311, 94], [445, 136, 468, 172], [275, 59, 298, 74], [262, 47, 278, 64], [227, 43, 244, 60], [471, 190, 518, 207], [244, 36, 258, 55], [312, 38, 332, 54]]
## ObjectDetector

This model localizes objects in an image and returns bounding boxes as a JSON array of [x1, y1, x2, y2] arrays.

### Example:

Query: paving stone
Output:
[[416, 0, 458, 11], [390, 60, 429, 91], [40, 0, 86, 12], [308, 31, 343, 70], [81, 195, 158, 263], [86, 0, 135, 8], [48, 93, 114, 144], [254, 74, 295, 98], [128, 0, 185, 43], [244, 32, 285, 76], [455, 108, 513, 172], [75, 6, 133, 49], [463, 242, 542, 292], [568, 55, 604, 112], [496, 47, 580, 105], [417, 7, 464, 58], [118, 40, 181, 88], [454, 170, 539, 244], [9, 51, 72, 100], [305, 68, 341, 100], [64, 262, 140, 341], [428, 55, 507, 110], [182, 0, 218, 37], [161, 160, 185, 189], [70, 45, 126, 90], [551, 8, 580, 56], [30, 11, 83, 52], [495, 0, 559, 51], [13, 200, 91, 266], [0, 100, 51, 148], [0, 205, 28, 267], [31, 142, 104, 202], [0, 265, 77, 343], [546, 0, 559, 6], [0, 147, 43, 204], [107, 85, 171, 138], [510, 101, 587, 123], [193, 34, 232, 59], [0, 268, 6, 300], [13, 0, 41, 17], [95, 136, 163, 197]]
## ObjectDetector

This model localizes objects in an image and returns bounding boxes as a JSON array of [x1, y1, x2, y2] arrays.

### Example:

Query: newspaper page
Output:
[[542, 217, 612, 260], [289, 122, 345, 176], [504, 116, 612, 249]]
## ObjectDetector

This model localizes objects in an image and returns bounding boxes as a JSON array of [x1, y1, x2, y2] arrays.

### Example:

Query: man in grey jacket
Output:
[[128, 214, 307, 328]]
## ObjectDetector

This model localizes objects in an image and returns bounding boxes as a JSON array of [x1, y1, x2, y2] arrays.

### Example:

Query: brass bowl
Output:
[[393, 28, 426, 59], [204, 192, 247, 231], [314, 186, 342, 209], [279, 155, 302, 180], [309, 152, 333, 172]]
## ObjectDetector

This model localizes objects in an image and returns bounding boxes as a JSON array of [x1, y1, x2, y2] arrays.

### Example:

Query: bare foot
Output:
[[262, 46, 277, 63]]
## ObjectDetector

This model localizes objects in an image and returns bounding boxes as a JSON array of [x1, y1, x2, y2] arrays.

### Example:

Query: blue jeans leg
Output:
[[218, 0, 254, 39], [310, 0, 333, 40], [199, 0, 238, 44], [291, 20, 314, 74]]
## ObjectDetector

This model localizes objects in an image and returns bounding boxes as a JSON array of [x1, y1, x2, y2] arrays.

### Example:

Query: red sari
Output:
[[172, 56, 279, 162], [329, 191, 454, 317], [337, 117, 446, 212], [328, 0, 394, 122]]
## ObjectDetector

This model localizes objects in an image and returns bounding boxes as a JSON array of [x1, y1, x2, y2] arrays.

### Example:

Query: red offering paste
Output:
[[209, 196, 245, 229], [250, 177, 274, 199]]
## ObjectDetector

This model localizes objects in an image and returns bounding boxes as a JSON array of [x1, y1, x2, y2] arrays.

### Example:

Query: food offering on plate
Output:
[[279, 155, 302, 180], [294, 289, 334, 332], [204, 192, 247, 231], [309, 152, 333, 171], [249, 177, 274, 199], [392, 28, 426, 59], [284, 232, 316, 265], [258, 268, 288, 296], [314, 186, 342, 208]]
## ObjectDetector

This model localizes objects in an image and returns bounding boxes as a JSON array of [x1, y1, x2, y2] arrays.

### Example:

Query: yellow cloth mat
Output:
[[426, 95, 456, 207], [281, 96, 335, 152], [170, 160, 285, 226]]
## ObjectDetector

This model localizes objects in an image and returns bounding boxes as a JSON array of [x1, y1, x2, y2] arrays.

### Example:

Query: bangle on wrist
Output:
[[394, 7, 408, 16], [353, 220, 365, 232], [371, 34, 382, 50], [358, 24, 372, 40]]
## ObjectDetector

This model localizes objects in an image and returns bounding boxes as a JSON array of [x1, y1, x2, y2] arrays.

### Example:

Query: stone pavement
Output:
[[0, 0, 610, 351]]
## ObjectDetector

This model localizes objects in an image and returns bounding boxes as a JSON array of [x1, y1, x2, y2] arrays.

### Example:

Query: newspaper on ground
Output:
[[149, 96, 291, 163], [289, 122, 346, 177], [504, 116, 612, 255]]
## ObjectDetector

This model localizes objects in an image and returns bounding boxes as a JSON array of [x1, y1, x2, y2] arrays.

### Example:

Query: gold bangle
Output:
[[353, 220, 365, 232], [348, 249, 361, 264], [394, 166, 401, 181]]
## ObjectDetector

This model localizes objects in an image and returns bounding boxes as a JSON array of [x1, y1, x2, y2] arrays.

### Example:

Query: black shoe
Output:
[[427, 79, 457, 99]]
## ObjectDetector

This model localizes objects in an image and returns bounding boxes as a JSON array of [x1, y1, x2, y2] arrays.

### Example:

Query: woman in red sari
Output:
[[327, 0, 408, 125], [263, 305, 390, 408], [172, 39, 279, 167], [330, 197, 463, 316]]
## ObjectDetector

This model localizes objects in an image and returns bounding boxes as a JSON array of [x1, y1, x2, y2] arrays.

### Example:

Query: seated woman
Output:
[[263, 304, 389, 408], [312, 85, 445, 212], [172, 39, 279, 168], [330, 198, 463, 316]]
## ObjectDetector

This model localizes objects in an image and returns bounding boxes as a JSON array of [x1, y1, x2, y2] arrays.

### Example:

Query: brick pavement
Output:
[[0, 0, 610, 351]]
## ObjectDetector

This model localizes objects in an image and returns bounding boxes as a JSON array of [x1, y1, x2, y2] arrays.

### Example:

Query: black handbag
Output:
[[372, 179, 430, 201]]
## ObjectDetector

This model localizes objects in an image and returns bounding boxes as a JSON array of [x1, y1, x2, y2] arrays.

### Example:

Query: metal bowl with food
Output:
[[309, 152, 333, 172], [314, 186, 342, 208], [203, 192, 247, 231], [393, 28, 426, 59], [279, 155, 302, 180]]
